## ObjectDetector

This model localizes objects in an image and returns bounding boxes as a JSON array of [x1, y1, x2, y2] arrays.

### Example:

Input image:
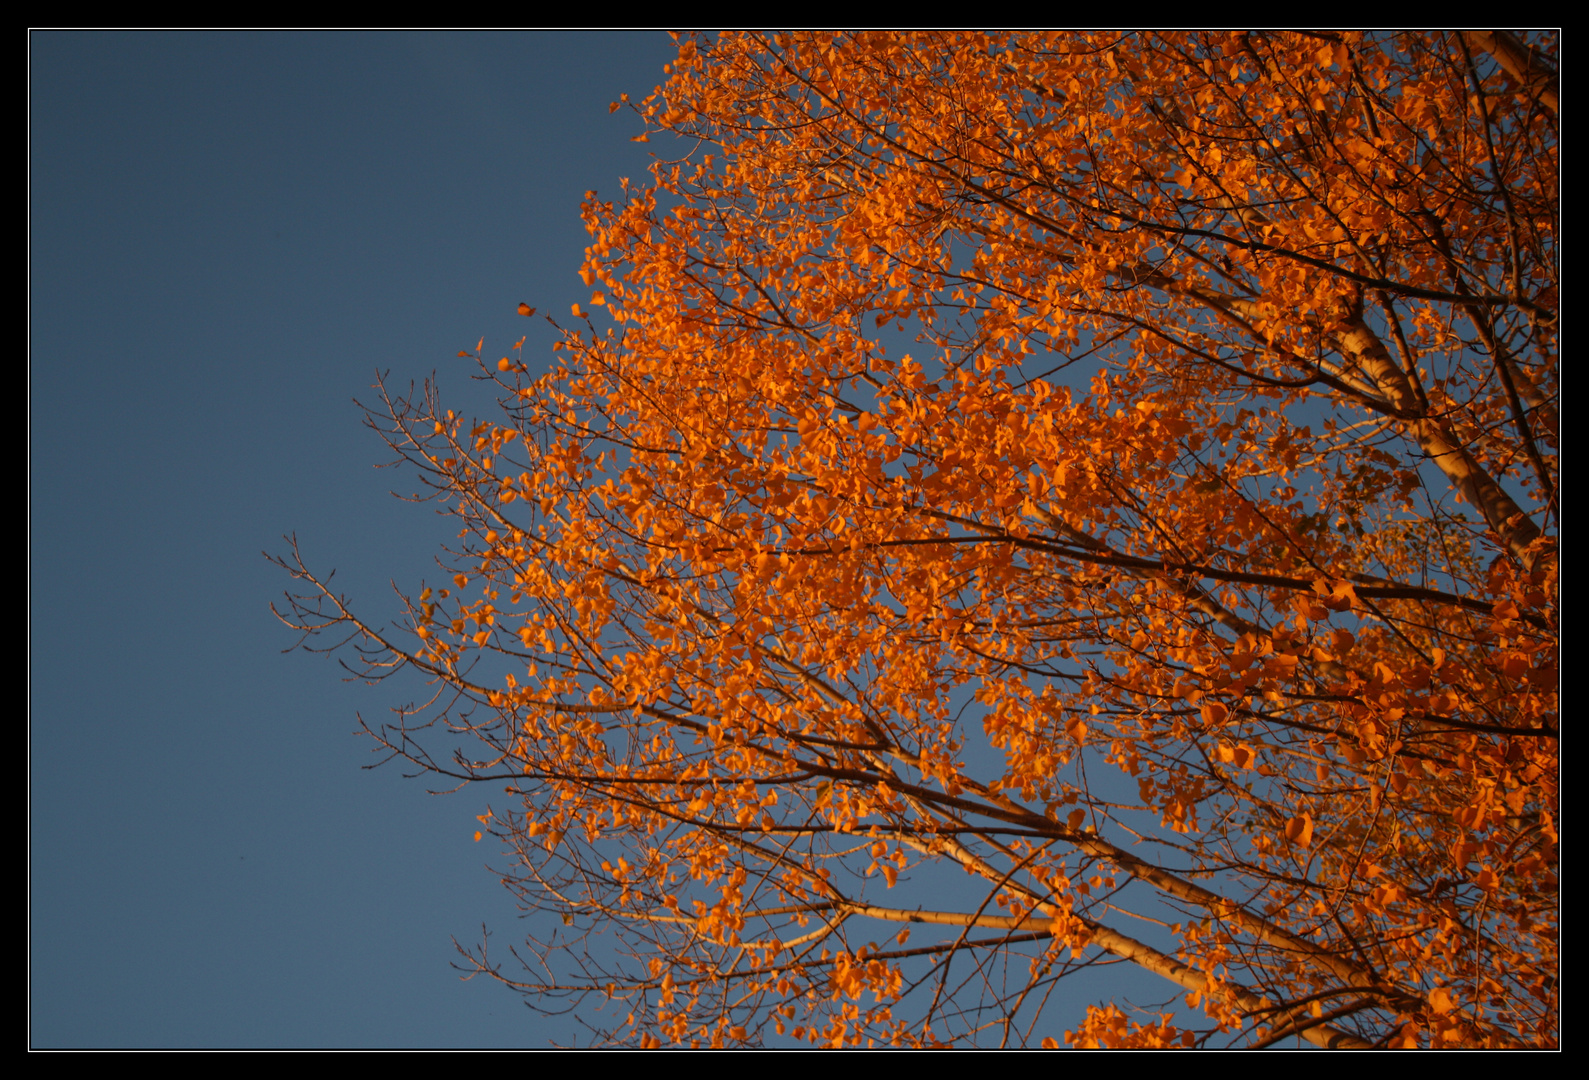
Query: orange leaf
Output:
[[1285, 813, 1314, 848]]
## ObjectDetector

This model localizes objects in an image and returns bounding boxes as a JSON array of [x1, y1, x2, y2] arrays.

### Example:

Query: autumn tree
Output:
[[275, 31, 1556, 1048]]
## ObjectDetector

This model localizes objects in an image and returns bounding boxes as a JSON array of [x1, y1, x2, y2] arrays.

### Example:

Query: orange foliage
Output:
[[275, 32, 1555, 1047]]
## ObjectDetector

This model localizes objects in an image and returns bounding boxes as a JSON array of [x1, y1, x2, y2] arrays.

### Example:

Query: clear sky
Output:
[[30, 29, 681, 1048]]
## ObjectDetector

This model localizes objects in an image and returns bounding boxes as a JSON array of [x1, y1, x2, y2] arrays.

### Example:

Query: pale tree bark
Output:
[[842, 903, 1374, 1049], [1336, 318, 1547, 569], [1465, 31, 1559, 114]]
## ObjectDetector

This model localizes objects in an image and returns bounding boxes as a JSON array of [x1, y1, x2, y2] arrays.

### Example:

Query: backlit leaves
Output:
[[275, 31, 1555, 1049]]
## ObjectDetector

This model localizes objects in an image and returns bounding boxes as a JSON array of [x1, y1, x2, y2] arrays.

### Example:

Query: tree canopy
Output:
[[276, 31, 1557, 1048]]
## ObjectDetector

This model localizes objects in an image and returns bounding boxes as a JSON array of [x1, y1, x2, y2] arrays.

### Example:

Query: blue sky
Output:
[[30, 30, 680, 1048]]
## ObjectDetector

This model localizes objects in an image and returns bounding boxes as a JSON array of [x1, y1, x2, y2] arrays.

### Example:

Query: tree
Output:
[[275, 31, 1556, 1048]]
